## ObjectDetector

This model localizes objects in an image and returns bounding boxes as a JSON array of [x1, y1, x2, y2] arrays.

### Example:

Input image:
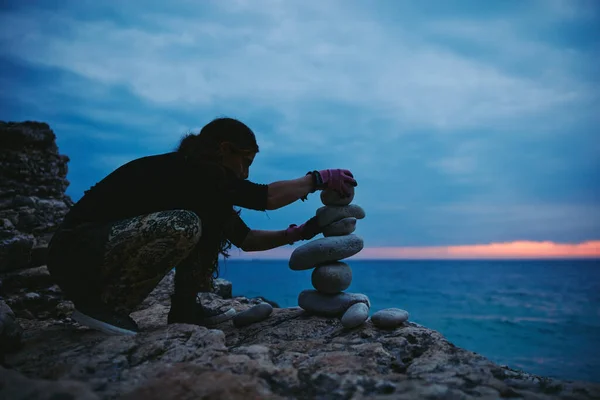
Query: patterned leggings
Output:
[[48, 210, 204, 314]]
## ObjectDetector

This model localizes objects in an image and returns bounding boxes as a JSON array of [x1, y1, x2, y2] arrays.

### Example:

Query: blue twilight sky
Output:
[[1, 0, 599, 249]]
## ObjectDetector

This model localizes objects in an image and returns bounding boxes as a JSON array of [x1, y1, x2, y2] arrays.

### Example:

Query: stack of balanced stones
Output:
[[289, 187, 409, 329]]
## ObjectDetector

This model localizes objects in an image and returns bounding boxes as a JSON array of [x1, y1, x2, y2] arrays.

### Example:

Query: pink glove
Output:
[[317, 169, 357, 197], [285, 216, 322, 244]]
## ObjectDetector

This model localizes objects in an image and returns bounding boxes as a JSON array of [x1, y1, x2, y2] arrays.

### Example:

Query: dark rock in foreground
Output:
[[2, 272, 599, 400], [0, 121, 73, 272]]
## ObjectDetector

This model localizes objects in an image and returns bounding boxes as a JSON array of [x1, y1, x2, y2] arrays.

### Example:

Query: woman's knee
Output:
[[160, 210, 202, 247]]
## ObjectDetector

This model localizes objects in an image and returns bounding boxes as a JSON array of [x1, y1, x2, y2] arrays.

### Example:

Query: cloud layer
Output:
[[1, 0, 598, 252]]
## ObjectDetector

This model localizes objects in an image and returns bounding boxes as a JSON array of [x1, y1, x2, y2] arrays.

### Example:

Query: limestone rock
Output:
[[289, 234, 364, 271], [0, 235, 34, 271], [122, 364, 280, 400], [0, 299, 23, 356], [4, 287, 600, 400], [372, 308, 409, 329], [317, 204, 365, 227], [0, 366, 99, 400], [320, 186, 354, 206], [311, 262, 352, 294], [0, 265, 67, 319], [214, 278, 233, 299], [0, 121, 73, 272], [298, 289, 370, 317], [134, 270, 234, 312], [341, 302, 369, 329], [322, 217, 357, 237], [233, 302, 273, 328]]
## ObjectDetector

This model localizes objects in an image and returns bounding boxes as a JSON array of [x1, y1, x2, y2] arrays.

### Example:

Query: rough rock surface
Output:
[[0, 365, 100, 400], [311, 262, 353, 294], [320, 186, 354, 206], [3, 280, 600, 400], [317, 204, 365, 227], [0, 265, 66, 320], [0, 264, 599, 400], [0, 122, 73, 272], [0, 265, 234, 321], [289, 235, 364, 270], [0, 299, 23, 358], [214, 277, 233, 299], [298, 289, 371, 317], [322, 217, 357, 237]]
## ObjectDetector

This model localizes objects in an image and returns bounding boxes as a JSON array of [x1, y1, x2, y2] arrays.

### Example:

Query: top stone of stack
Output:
[[320, 185, 354, 206]]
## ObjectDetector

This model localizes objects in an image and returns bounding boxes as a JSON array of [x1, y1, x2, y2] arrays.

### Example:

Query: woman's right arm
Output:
[[265, 169, 357, 210], [227, 169, 357, 211], [265, 175, 314, 210]]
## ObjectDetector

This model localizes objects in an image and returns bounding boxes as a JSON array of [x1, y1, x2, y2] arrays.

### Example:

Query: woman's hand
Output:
[[312, 169, 357, 197], [285, 216, 322, 244]]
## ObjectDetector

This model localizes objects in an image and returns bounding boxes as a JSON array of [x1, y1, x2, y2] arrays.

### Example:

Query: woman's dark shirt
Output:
[[61, 152, 268, 247]]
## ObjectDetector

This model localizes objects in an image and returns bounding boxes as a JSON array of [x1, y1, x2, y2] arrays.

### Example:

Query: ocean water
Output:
[[218, 259, 600, 383]]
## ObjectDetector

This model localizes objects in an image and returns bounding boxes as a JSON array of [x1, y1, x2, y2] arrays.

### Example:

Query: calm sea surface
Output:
[[218, 259, 600, 382]]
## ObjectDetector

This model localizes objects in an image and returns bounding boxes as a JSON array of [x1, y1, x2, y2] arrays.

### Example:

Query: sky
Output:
[[1, 0, 599, 259]]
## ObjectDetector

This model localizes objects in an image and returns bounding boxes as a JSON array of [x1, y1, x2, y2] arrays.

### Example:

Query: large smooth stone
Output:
[[298, 290, 370, 317], [341, 302, 369, 329], [233, 303, 273, 328], [322, 217, 357, 237], [371, 308, 409, 329], [320, 186, 354, 206], [289, 235, 364, 271], [317, 205, 365, 227], [311, 262, 352, 294]]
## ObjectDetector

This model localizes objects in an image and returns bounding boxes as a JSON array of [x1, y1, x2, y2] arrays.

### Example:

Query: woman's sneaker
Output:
[[71, 301, 139, 336], [168, 294, 235, 327]]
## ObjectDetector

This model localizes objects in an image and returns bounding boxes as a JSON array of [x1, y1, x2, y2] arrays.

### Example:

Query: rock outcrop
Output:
[[3, 272, 600, 400], [0, 121, 73, 272]]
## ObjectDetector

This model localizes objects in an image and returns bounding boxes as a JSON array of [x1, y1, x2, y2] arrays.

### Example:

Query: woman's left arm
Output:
[[240, 216, 322, 252]]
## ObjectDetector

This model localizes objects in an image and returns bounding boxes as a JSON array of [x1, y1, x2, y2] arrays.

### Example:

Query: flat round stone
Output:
[[322, 217, 357, 237], [320, 186, 354, 206], [317, 205, 365, 227], [298, 290, 370, 317], [311, 262, 352, 294], [233, 303, 273, 328], [341, 302, 369, 329], [371, 308, 409, 329], [289, 235, 364, 271]]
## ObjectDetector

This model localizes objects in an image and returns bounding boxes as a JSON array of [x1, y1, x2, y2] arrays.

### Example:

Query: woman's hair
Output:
[[177, 117, 259, 162], [176, 117, 259, 292]]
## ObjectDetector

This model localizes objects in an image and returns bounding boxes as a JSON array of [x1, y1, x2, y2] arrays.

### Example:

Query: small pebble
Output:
[[341, 302, 369, 329], [233, 303, 273, 328], [371, 308, 409, 329]]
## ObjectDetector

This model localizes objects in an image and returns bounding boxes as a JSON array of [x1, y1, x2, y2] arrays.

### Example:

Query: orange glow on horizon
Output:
[[229, 240, 600, 260]]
